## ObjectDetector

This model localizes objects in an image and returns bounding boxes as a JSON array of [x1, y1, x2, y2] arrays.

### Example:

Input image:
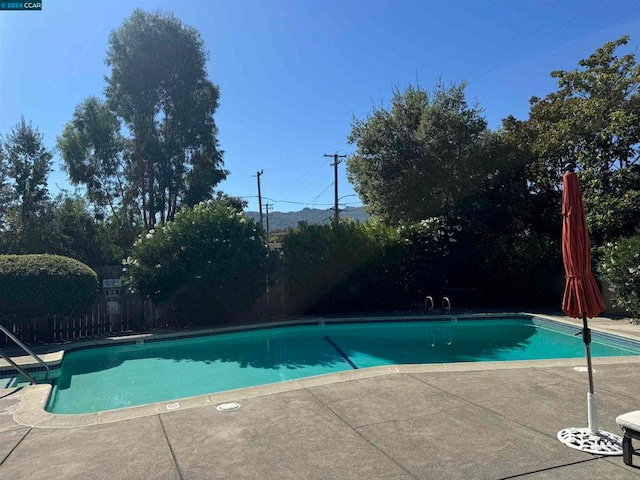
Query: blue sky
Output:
[[1, 0, 639, 213]]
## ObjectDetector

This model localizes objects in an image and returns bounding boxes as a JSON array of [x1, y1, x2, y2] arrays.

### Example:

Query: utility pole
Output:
[[265, 203, 273, 239], [324, 153, 347, 226], [256, 170, 264, 229]]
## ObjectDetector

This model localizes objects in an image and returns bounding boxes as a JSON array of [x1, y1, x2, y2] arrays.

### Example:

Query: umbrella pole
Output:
[[582, 313, 594, 394], [582, 313, 599, 434]]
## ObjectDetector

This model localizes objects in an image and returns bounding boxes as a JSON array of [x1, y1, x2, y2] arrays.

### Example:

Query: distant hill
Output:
[[244, 206, 370, 231]]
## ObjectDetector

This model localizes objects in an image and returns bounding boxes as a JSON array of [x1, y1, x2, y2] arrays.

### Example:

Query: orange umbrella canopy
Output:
[[561, 171, 606, 319]]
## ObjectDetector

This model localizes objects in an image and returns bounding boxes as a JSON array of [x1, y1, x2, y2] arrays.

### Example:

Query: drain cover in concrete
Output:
[[573, 367, 596, 373], [216, 402, 241, 412]]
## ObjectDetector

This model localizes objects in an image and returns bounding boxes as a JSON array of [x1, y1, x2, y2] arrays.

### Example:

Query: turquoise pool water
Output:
[[45, 317, 640, 414]]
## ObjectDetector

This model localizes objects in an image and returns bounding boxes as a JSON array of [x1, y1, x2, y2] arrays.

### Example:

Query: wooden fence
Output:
[[1, 265, 287, 346]]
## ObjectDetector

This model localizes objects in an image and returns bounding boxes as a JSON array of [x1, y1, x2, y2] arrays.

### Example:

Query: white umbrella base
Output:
[[557, 427, 623, 455]]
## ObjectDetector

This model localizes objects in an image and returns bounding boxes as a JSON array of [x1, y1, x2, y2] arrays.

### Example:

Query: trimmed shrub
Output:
[[124, 199, 269, 326], [282, 220, 403, 313], [281, 215, 565, 314], [599, 231, 640, 321], [0, 254, 98, 319]]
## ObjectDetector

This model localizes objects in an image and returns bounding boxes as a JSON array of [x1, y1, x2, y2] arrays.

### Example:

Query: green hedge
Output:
[[282, 220, 405, 313], [599, 231, 640, 321], [0, 254, 98, 318]]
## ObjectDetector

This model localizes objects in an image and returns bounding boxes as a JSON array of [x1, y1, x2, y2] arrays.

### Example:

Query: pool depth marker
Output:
[[324, 336, 358, 369]]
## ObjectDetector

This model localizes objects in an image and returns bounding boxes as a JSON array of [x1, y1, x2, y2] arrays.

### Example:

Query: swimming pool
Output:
[[42, 315, 640, 414]]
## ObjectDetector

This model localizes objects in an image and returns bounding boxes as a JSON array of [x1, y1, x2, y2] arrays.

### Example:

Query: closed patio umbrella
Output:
[[557, 164, 622, 455]]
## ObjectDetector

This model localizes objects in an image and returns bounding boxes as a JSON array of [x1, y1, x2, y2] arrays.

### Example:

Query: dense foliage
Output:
[[396, 217, 466, 299], [282, 220, 403, 312], [347, 82, 495, 224], [524, 36, 640, 244], [281, 215, 564, 313], [58, 9, 226, 231], [0, 118, 53, 252], [0, 255, 97, 319], [599, 232, 640, 320], [124, 199, 269, 325], [2, 28, 638, 323]]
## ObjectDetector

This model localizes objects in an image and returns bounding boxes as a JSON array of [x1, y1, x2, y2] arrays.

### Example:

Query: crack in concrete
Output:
[[158, 414, 185, 480], [408, 371, 568, 441], [305, 387, 420, 480], [0, 426, 31, 467], [352, 402, 472, 431], [496, 455, 640, 479]]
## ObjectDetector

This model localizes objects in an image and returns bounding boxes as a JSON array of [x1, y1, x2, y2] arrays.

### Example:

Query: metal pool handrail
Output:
[[441, 296, 451, 312], [424, 296, 434, 313], [0, 349, 39, 385], [0, 325, 49, 381]]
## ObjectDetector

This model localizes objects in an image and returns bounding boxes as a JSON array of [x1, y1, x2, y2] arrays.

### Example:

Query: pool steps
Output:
[[3, 376, 17, 388], [0, 325, 50, 384]]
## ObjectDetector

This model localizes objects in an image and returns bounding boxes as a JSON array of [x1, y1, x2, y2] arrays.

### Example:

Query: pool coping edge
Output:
[[11, 354, 640, 429], [8, 311, 640, 428]]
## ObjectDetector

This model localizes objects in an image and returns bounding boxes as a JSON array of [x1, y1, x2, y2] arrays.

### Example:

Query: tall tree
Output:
[[0, 117, 53, 252], [347, 82, 493, 224], [526, 36, 640, 243], [104, 9, 226, 229], [43, 194, 107, 267], [57, 97, 137, 243], [0, 144, 11, 230]]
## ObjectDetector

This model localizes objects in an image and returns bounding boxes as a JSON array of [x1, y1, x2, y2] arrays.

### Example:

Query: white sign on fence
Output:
[[103, 278, 122, 288]]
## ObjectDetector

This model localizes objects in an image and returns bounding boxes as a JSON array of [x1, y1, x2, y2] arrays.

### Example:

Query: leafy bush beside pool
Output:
[[0, 254, 98, 319], [281, 218, 471, 312], [599, 231, 640, 321], [124, 199, 269, 326]]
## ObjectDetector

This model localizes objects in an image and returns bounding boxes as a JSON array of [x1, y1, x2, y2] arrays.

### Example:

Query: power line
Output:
[[232, 159, 327, 176], [267, 155, 327, 202], [235, 193, 335, 207], [465, 0, 605, 86], [263, 161, 328, 173], [234, 192, 363, 209], [304, 181, 335, 209], [236, 195, 318, 205], [305, 209, 335, 224], [472, 3, 640, 100]]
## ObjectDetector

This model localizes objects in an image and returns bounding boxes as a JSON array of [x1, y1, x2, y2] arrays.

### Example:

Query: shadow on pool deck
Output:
[[1, 359, 640, 479], [1, 313, 640, 479]]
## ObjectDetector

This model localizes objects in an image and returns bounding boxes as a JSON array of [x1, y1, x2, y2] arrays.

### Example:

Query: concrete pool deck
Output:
[[0, 314, 639, 479]]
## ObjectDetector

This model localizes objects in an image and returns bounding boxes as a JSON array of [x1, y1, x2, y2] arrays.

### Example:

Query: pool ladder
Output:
[[424, 296, 451, 314], [0, 325, 49, 385], [424, 296, 434, 314], [441, 296, 451, 314]]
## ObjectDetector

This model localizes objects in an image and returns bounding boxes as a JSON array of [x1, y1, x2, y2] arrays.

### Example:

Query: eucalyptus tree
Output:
[[0, 144, 9, 230], [0, 117, 53, 252], [57, 97, 138, 242], [59, 9, 226, 232], [106, 9, 226, 229]]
